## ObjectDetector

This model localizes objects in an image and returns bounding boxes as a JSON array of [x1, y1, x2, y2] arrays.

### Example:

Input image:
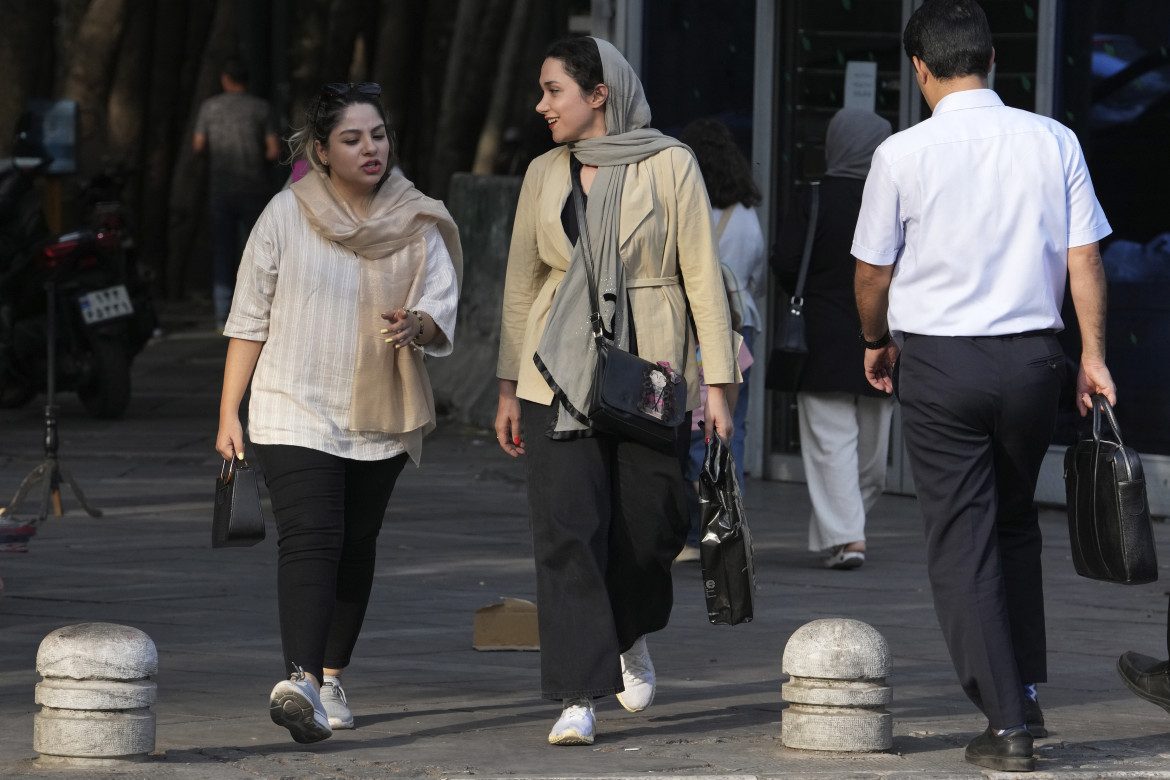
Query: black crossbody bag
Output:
[[571, 172, 687, 453]]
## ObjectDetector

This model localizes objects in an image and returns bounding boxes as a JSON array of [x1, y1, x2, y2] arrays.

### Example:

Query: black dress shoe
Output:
[[1117, 651, 1170, 714], [1025, 697, 1048, 738], [964, 726, 1035, 772]]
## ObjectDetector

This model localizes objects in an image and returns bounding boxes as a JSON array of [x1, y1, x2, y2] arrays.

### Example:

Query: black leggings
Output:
[[252, 444, 407, 683]]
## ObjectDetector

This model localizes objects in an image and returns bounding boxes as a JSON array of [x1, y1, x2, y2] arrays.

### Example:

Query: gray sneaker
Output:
[[269, 668, 332, 744], [320, 675, 354, 729]]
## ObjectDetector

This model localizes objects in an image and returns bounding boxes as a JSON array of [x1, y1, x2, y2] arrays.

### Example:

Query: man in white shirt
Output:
[[852, 0, 1116, 772]]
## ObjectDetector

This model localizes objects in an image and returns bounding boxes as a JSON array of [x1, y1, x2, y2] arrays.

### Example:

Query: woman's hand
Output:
[[381, 308, 421, 348], [216, 416, 245, 461], [495, 379, 525, 457], [703, 384, 735, 443]]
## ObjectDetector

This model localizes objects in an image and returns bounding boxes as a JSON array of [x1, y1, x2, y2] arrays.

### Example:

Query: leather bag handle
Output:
[[1091, 393, 1124, 446]]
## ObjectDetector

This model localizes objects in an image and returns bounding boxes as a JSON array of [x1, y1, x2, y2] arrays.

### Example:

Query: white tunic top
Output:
[[851, 89, 1112, 338], [224, 189, 459, 461], [712, 203, 767, 334]]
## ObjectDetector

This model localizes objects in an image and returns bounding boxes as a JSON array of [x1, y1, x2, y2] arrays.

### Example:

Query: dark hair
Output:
[[680, 118, 761, 209], [903, 0, 994, 80], [544, 36, 604, 96], [221, 57, 250, 86], [287, 83, 395, 174]]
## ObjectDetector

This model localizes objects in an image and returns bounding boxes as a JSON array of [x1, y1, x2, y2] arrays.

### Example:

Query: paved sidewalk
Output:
[[1, 329, 1169, 779]]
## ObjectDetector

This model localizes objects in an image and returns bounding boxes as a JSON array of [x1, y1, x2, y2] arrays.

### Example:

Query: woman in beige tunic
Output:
[[216, 82, 461, 744], [495, 36, 737, 746]]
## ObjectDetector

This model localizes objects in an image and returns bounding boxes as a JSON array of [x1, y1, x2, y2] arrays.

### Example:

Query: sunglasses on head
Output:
[[314, 82, 382, 127]]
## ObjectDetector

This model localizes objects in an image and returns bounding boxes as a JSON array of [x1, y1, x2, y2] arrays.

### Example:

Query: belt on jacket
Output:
[[625, 276, 680, 289]]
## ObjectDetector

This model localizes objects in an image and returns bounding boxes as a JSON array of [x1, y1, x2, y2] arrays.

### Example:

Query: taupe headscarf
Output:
[[533, 37, 686, 437], [291, 169, 463, 462], [823, 107, 892, 180]]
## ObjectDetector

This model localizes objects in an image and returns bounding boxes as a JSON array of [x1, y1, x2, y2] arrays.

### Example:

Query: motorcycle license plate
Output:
[[78, 285, 134, 325]]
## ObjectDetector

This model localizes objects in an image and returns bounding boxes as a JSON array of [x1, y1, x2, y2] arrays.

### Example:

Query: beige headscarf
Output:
[[291, 169, 463, 462], [533, 37, 687, 437]]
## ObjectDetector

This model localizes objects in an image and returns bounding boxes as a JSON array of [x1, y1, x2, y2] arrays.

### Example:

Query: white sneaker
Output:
[[320, 675, 354, 729], [616, 635, 656, 712], [548, 697, 595, 745], [269, 668, 333, 744]]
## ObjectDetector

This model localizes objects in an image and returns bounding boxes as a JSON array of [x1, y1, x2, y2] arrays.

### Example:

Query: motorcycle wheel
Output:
[[77, 336, 131, 419]]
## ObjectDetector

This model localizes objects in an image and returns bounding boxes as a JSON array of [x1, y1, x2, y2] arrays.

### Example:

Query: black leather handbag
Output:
[[698, 435, 755, 625], [212, 457, 266, 548], [766, 182, 818, 393], [1064, 394, 1157, 584], [572, 174, 686, 453]]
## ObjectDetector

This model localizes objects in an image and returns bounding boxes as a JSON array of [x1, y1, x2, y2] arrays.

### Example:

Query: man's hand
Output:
[[1076, 359, 1116, 416], [864, 343, 899, 394]]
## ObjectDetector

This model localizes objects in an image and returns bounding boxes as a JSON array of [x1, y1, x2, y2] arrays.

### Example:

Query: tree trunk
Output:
[[472, 0, 532, 175], [60, 0, 131, 178], [106, 0, 151, 195], [166, 0, 241, 300], [0, 1, 55, 158], [373, 0, 426, 175], [138, 0, 198, 297], [426, 0, 512, 199]]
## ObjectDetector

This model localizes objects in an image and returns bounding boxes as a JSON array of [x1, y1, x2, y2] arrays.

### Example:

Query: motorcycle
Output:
[[0, 159, 157, 418]]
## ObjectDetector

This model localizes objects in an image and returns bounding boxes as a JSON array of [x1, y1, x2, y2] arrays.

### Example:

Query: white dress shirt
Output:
[[224, 190, 459, 461], [852, 89, 1111, 338]]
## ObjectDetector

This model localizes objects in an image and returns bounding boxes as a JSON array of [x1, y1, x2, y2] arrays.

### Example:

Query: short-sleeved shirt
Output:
[[851, 89, 1112, 338], [194, 92, 277, 195]]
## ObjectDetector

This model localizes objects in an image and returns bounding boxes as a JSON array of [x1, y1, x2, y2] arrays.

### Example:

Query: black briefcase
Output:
[[1063, 394, 1157, 585]]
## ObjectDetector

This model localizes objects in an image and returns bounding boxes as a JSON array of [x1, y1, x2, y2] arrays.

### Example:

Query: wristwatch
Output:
[[860, 329, 892, 349]]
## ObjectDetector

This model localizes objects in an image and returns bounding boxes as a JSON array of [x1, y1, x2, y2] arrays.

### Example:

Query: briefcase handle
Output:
[[1091, 393, 1124, 446], [219, 457, 249, 485]]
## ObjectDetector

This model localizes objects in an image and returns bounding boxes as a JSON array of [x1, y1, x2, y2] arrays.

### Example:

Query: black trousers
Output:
[[897, 333, 1065, 730], [521, 400, 690, 700], [252, 443, 407, 683]]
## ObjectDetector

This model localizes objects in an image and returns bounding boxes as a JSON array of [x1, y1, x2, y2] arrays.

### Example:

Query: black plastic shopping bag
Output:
[[698, 435, 755, 625]]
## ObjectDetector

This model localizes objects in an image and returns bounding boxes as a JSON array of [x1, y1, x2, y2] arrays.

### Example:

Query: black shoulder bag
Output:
[[571, 170, 687, 453], [766, 181, 819, 393]]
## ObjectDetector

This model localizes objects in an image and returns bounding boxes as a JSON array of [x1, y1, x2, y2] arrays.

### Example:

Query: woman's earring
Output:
[[322, 158, 329, 167]]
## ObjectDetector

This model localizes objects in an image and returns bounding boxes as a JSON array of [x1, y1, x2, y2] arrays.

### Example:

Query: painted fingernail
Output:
[[705, 438, 710, 444], [513, 437, 520, 445], [237, 452, 245, 459], [380, 328, 389, 334]]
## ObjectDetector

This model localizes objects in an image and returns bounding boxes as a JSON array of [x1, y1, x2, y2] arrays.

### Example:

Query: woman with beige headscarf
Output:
[[495, 36, 737, 746], [215, 82, 462, 744], [773, 106, 893, 571]]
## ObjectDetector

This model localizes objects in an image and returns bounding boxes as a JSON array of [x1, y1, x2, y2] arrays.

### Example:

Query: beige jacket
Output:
[[498, 145, 738, 409]]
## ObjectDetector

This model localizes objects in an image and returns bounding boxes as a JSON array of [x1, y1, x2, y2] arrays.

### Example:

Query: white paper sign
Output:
[[844, 61, 878, 112]]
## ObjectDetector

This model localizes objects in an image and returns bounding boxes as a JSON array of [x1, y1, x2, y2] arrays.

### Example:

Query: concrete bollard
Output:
[[781, 618, 893, 752], [33, 622, 158, 760]]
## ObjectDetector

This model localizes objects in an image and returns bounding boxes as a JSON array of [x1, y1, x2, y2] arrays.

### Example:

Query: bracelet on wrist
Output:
[[860, 329, 892, 350], [410, 310, 424, 343]]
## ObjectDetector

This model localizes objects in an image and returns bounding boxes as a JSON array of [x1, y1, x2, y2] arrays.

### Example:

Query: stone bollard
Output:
[[781, 618, 892, 752], [34, 622, 158, 761]]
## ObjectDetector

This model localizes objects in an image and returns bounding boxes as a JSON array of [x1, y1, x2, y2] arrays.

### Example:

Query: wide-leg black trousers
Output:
[[252, 443, 407, 683], [897, 333, 1065, 730], [520, 400, 690, 700]]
